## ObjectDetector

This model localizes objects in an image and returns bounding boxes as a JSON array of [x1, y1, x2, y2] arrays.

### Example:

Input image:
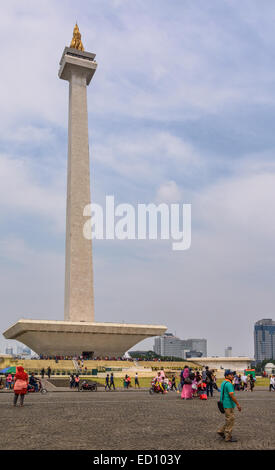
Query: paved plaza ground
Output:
[[0, 389, 274, 450]]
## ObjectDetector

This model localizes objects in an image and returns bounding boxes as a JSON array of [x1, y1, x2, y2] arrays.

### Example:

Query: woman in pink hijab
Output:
[[181, 366, 192, 399], [13, 366, 28, 407]]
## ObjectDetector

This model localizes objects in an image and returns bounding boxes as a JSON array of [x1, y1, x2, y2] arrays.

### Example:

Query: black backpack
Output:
[[217, 382, 227, 414]]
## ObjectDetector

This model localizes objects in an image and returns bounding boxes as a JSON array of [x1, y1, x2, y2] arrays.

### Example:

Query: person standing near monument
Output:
[[217, 370, 242, 442], [47, 367, 51, 379]]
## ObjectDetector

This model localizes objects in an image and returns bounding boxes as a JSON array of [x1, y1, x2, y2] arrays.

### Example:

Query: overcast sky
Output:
[[1, 0, 275, 357]]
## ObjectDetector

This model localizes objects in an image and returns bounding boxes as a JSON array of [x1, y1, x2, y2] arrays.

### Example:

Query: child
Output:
[[198, 381, 207, 400]]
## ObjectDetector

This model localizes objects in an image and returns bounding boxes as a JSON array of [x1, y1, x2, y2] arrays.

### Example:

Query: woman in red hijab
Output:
[[13, 366, 28, 407]]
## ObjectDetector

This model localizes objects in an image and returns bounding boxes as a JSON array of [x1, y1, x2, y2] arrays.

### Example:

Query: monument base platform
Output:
[[3, 320, 167, 356]]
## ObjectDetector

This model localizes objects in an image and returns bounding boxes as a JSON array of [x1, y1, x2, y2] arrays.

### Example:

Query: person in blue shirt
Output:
[[105, 374, 111, 391], [217, 369, 242, 442]]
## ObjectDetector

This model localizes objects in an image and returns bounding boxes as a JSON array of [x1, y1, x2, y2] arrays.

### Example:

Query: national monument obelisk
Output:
[[3, 26, 167, 356], [61, 25, 96, 323]]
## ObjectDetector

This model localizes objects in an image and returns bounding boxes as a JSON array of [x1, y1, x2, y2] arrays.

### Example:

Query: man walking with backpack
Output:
[[217, 370, 242, 443]]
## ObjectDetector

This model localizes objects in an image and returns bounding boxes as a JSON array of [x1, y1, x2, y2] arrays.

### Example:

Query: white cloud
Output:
[[93, 131, 201, 183], [0, 153, 65, 233], [155, 181, 183, 203]]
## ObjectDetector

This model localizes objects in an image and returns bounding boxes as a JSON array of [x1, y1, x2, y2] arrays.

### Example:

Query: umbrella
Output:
[[0, 366, 17, 374]]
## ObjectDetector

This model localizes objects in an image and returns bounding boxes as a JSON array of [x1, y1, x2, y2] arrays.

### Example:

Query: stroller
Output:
[[80, 380, 97, 392]]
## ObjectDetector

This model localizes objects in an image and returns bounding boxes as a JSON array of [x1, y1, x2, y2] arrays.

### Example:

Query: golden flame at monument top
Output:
[[70, 23, 84, 51]]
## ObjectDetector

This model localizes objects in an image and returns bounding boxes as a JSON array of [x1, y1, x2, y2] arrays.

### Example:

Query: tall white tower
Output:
[[59, 25, 97, 322]]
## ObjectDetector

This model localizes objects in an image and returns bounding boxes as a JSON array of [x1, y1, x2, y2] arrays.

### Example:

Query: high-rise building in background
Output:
[[254, 319, 275, 362], [17, 345, 24, 355], [154, 333, 207, 358], [225, 346, 232, 357], [5, 347, 13, 355], [184, 339, 207, 357]]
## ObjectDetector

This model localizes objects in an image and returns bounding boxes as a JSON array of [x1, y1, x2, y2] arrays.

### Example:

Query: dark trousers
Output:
[[14, 394, 25, 406], [110, 382, 115, 390], [207, 383, 213, 397]]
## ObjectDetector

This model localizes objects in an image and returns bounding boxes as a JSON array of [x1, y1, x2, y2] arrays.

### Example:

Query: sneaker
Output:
[[217, 431, 225, 438], [225, 437, 238, 442]]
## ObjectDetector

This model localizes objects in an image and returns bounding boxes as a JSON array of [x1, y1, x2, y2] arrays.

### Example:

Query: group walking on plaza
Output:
[[4, 361, 274, 445]]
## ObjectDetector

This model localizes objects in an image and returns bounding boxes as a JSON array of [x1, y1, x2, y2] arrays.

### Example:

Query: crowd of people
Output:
[[150, 366, 219, 399], [232, 373, 256, 391], [1, 364, 274, 413], [38, 355, 136, 362]]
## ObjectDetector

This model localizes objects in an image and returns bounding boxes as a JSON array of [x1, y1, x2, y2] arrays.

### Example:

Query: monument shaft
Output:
[[59, 48, 98, 322]]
